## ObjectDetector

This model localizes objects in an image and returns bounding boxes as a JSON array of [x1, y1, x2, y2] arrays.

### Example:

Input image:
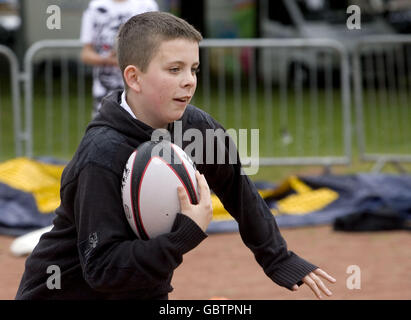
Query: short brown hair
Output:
[[117, 11, 203, 76]]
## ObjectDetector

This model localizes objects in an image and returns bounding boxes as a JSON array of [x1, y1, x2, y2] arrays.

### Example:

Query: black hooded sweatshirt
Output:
[[15, 91, 317, 300]]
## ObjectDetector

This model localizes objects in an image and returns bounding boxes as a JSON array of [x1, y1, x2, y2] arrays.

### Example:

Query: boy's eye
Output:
[[169, 67, 199, 74]]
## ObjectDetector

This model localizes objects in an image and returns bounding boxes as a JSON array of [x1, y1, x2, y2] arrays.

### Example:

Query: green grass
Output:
[[251, 159, 411, 183], [192, 86, 346, 158], [360, 89, 411, 155], [29, 83, 348, 161], [31, 90, 93, 160], [1, 74, 411, 181], [0, 90, 16, 160]]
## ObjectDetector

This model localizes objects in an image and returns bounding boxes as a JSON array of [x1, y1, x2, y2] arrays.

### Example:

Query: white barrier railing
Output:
[[0, 44, 22, 159], [353, 35, 411, 172]]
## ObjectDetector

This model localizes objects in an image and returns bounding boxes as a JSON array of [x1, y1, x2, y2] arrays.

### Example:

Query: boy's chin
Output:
[[169, 108, 187, 122]]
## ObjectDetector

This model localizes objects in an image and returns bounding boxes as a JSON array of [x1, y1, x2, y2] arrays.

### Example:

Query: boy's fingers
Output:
[[311, 273, 332, 296], [303, 275, 323, 299], [177, 186, 190, 211], [314, 268, 337, 283], [301, 270, 336, 299]]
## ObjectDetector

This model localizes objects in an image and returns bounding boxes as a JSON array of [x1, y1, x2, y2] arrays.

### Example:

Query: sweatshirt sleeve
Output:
[[197, 117, 318, 290], [73, 163, 207, 293]]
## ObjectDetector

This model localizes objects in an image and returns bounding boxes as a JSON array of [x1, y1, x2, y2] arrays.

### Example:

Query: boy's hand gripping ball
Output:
[[121, 140, 199, 240]]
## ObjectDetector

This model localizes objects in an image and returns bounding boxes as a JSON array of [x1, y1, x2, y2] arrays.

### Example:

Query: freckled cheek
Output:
[[149, 82, 169, 104], [151, 92, 164, 105]]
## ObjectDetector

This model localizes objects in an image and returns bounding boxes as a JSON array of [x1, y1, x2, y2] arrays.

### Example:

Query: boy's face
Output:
[[138, 38, 199, 129]]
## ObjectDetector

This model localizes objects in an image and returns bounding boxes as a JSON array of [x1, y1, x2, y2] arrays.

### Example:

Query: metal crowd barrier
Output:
[[23, 39, 90, 159], [21, 38, 352, 168], [4, 36, 411, 171], [0, 44, 22, 160], [198, 39, 351, 167], [353, 35, 411, 172]]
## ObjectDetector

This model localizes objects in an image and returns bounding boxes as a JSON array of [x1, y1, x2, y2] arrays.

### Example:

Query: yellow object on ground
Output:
[[0, 157, 65, 213], [211, 175, 339, 220], [0, 158, 339, 221], [270, 176, 339, 216]]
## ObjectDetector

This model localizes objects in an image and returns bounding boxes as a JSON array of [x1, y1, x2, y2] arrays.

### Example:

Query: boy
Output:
[[16, 12, 335, 300], [80, 0, 158, 117]]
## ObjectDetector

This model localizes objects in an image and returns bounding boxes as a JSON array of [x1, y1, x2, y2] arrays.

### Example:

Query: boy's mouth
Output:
[[173, 96, 191, 104]]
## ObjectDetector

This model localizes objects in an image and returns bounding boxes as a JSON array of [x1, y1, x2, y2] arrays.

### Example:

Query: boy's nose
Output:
[[181, 71, 196, 88]]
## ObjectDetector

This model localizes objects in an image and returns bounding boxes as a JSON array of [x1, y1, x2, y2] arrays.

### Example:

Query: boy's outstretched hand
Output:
[[178, 172, 336, 299], [292, 268, 336, 299]]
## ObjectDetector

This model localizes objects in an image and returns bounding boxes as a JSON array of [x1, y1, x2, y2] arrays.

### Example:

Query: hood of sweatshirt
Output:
[[86, 90, 162, 143]]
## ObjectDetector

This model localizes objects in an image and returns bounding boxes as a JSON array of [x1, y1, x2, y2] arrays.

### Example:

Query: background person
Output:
[[80, 0, 158, 118]]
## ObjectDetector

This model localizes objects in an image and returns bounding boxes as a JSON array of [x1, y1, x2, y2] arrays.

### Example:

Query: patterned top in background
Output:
[[80, 0, 158, 110]]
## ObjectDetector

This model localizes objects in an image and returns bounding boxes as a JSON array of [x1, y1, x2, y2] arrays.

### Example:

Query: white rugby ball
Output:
[[121, 140, 199, 240]]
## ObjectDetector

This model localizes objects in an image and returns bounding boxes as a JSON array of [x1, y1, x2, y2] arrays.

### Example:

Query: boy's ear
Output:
[[123, 65, 142, 93]]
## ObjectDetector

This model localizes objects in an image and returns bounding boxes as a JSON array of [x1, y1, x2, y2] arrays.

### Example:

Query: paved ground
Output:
[[1, 225, 410, 300]]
